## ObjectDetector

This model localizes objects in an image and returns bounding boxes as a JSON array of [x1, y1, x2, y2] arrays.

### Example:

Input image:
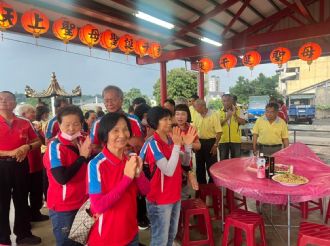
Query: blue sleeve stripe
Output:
[[90, 119, 99, 143], [88, 154, 104, 194], [149, 140, 164, 161], [127, 114, 143, 133], [46, 117, 56, 139], [139, 141, 149, 160], [49, 140, 62, 168]]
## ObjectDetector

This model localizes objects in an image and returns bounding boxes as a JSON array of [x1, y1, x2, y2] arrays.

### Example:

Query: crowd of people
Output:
[[0, 87, 289, 246]]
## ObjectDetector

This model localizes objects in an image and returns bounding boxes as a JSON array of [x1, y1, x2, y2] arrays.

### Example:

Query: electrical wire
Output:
[[1, 35, 160, 72]]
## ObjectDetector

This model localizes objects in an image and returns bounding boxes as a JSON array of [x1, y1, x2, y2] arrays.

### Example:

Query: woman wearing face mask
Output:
[[43, 105, 91, 246], [134, 103, 153, 139], [139, 106, 197, 246], [87, 113, 149, 246], [174, 104, 200, 199]]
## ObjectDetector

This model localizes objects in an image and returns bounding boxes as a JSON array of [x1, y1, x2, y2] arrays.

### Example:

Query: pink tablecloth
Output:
[[210, 143, 330, 204]]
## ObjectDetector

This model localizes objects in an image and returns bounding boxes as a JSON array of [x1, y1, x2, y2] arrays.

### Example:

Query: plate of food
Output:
[[275, 164, 293, 174], [272, 173, 309, 186]]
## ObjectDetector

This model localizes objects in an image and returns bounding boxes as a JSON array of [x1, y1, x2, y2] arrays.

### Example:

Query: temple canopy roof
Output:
[[25, 72, 81, 98]]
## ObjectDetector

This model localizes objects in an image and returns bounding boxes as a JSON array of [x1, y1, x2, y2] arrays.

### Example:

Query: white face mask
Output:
[[141, 118, 148, 126], [61, 132, 81, 141]]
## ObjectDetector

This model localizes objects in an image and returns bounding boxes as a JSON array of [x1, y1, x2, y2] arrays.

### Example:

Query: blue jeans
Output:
[[49, 209, 82, 246], [146, 200, 181, 246]]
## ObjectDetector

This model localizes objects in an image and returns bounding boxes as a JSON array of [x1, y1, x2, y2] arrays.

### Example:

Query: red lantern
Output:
[[21, 9, 49, 38], [270, 47, 291, 67], [118, 34, 135, 54], [99, 29, 119, 52], [219, 54, 237, 71], [148, 42, 162, 59], [79, 24, 100, 48], [0, 2, 17, 31], [298, 42, 322, 65], [52, 18, 78, 44], [134, 39, 149, 57], [199, 58, 214, 73], [242, 51, 261, 70]]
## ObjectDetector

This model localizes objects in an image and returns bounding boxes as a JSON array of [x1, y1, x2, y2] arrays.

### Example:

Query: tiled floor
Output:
[[9, 196, 329, 246]]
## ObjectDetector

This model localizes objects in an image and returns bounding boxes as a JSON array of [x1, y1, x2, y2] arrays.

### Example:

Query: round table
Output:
[[210, 149, 330, 246]]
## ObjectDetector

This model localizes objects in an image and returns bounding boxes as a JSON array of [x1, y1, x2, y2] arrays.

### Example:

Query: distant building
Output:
[[277, 56, 330, 96], [206, 75, 224, 104]]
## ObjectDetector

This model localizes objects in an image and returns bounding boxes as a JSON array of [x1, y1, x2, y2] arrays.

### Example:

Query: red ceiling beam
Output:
[[319, 0, 324, 22], [222, 0, 251, 37], [295, 0, 317, 23], [161, 0, 240, 47], [136, 19, 330, 65], [278, 0, 315, 24]]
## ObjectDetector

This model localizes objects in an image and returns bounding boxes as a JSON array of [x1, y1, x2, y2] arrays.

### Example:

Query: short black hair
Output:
[[36, 105, 50, 121], [97, 110, 105, 118], [132, 97, 146, 106], [134, 103, 151, 121], [266, 102, 279, 111], [232, 95, 238, 102], [98, 113, 132, 144], [0, 91, 16, 101], [174, 104, 191, 123], [147, 106, 172, 130], [84, 110, 96, 120], [190, 94, 199, 100], [57, 105, 84, 124], [164, 98, 175, 106], [54, 97, 68, 109]]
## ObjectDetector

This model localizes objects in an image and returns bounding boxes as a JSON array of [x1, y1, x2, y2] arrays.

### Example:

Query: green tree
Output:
[[229, 73, 280, 104], [153, 68, 198, 104], [208, 98, 223, 110], [123, 88, 150, 111]]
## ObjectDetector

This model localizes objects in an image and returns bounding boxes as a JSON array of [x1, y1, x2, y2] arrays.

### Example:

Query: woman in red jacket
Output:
[[43, 105, 91, 246], [87, 113, 149, 246]]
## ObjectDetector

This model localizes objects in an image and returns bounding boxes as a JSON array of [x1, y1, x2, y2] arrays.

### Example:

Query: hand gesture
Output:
[[124, 156, 138, 179], [78, 136, 92, 159], [210, 144, 218, 156], [14, 145, 30, 162], [181, 126, 197, 145], [172, 126, 182, 146], [226, 110, 233, 119], [188, 171, 199, 190]]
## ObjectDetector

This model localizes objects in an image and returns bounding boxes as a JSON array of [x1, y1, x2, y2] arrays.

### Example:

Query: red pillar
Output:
[[160, 62, 167, 106], [198, 72, 205, 100]]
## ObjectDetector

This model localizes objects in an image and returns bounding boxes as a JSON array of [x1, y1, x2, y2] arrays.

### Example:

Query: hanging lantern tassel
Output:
[[298, 42, 322, 71], [53, 17, 78, 52], [270, 47, 291, 68], [219, 54, 237, 72], [99, 30, 119, 60], [21, 9, 49, 45], [79, 24, 100, 56], [242, 51, 261, 75]]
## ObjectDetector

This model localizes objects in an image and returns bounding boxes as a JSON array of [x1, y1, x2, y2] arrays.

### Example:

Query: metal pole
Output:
[[288, 195, 291, 246], [198, 72, 204, 100], [160, 62, 167, 106], [293, 130, 296, 143], [51, 96, 55, 117]]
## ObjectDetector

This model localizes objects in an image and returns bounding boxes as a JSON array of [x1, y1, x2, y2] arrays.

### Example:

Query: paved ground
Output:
[[8, 119, 330, 245]]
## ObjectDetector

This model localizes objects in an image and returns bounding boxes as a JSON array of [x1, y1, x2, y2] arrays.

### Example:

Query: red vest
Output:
[[43, 133, 88, 211], [88, 148, 138, 245]]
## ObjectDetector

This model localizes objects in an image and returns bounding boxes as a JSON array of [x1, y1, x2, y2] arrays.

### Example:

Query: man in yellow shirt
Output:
[[193, 99, 222, 184], [252, 102, 289, 156], [219, 94, 246, 160]]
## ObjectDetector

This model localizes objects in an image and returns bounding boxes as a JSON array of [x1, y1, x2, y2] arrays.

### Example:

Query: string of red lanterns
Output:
[[0, 2, 325, 65]]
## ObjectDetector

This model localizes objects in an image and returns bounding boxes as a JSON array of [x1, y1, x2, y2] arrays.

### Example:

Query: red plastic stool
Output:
[[179, 199, 215, 246], [291, 199, 323, 219], [222, 209, 267, 246], [199, 183, 222, 221], [297, 222, 330, 246], [226, 189, 248, 212], [325, 200, 330, 224]]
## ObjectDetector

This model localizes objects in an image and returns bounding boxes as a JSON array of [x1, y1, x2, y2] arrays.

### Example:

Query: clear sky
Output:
[[0, 32, 277, 97]]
